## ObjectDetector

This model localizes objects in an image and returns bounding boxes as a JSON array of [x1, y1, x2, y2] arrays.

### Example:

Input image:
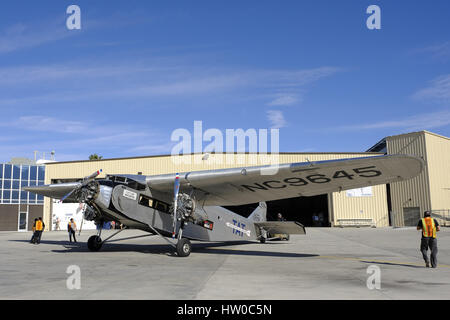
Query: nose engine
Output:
[[75, 180, 100, 203], [73, 180, 101, 221]]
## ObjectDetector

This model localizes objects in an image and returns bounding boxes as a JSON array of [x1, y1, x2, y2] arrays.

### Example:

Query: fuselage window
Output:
[[138, 195, 169, 214]]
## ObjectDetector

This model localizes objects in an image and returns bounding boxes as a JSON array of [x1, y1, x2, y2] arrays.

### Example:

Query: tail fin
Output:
[[248, 202, 267, 222]]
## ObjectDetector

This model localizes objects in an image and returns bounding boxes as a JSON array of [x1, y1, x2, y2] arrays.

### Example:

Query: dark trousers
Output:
[[30, 232, 36, 243], [421, 237, 438, 267], [69, 230, 77, 242], [32, 231, 42, 244]]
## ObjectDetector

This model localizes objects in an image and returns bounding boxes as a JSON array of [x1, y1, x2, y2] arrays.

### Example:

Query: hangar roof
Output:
[[45, 151, 384, 165]]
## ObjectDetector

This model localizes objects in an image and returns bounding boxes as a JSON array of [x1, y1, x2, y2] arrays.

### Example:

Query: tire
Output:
[[87, 235, 103, 252], [176, 238, 192, 257], [259, 237, 266, 244]]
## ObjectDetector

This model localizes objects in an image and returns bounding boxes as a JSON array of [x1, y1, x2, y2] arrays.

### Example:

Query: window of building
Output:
[[0, 164, 44, 204], [4, 164, 11, 179]]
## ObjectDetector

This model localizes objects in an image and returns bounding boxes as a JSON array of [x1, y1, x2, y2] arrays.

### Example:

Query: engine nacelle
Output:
[[172, 193, 209, 225]]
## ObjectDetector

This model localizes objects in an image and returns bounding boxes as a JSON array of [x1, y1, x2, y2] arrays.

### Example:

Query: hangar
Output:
[[1, 130, 448, 231], [367, 130, 450, 227]]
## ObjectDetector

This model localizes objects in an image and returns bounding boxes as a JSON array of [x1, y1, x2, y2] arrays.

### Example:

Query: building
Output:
[[0, 160, 45, 231], [2, 130, 448, 231], [368, 131, 450, 227]]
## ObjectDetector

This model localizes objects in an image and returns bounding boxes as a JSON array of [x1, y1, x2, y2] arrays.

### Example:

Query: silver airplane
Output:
[[25, 154, 423, 257]]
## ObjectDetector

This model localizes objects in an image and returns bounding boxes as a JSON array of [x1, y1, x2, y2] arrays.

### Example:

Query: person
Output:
[[68, 218, 77, 243], [277, 213, 286, 221], [417, 211, 440, 268], [32, 217, 44, 244], [36, 217, 45, 243], [318, 212, 325, 227], [30, 218, 38, 244], [55, 217, 61, 231], [312, 213, 319, 227]]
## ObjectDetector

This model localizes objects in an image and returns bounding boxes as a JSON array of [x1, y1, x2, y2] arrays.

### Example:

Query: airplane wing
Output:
[[254, 221, 306, 235], [24, 182, 81, 202], [146, 154, 423, 206]]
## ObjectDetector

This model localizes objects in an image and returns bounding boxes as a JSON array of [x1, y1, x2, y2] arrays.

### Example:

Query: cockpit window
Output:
[[107, 175, 146, 191]]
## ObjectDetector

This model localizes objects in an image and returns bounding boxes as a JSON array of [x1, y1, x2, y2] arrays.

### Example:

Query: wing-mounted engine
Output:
[[172, 193, 206, 224], [169, 192, 212, 233]]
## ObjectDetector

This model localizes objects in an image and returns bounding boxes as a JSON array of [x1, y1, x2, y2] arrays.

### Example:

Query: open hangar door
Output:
[[224, 194, 330, 227]]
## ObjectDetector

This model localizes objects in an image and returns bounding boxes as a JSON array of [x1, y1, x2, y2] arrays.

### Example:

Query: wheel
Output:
[[176, 238, 192, 257], [259, 237, 266, 244], [87, 235, 103, 251], [285, 235, 290, 241]]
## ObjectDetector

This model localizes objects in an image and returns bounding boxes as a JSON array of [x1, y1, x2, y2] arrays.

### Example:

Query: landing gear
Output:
[[176, 238, 192, 257], [87, 235, 103, 251]]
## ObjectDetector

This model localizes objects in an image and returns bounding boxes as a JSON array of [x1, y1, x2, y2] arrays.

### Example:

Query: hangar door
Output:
[[403, 207, 421, 227], [224, 194, 329, 227]]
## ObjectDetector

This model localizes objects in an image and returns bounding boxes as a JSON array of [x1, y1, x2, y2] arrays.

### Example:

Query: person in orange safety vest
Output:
[[32, 217, 44, 244], [68, 218, 77, 243], [417, 211, 440, 268]]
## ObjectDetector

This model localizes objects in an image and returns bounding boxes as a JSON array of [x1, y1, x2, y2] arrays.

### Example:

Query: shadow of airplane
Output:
[[360, 260, 424, 269], [10, 239, 318, 258]]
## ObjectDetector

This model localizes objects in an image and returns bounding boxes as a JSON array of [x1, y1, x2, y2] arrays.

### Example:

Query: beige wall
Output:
[[387, 131, 450, 226], [425, 133, 450, 211], [43, 152, 389, 229], [387, 132, 431, 226], [331, 185, 389, 227]]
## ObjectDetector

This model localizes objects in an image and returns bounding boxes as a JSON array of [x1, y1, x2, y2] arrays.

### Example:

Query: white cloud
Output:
[[414, 41, 450, 61], [0, 21, 76, 54], [413, 74, 450, 102], [0, 63, 341, 106], [333, 110, 450, 132], [267, 94, 300, 106], [266, 110, 287, 129], [11, 116, 87, 134]]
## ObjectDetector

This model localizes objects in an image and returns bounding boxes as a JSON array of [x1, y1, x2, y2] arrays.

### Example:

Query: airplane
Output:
[[25, 154, 424, 257]]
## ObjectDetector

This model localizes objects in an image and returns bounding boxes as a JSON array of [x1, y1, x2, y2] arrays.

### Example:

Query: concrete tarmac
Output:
[[0, 227, 449, 300]]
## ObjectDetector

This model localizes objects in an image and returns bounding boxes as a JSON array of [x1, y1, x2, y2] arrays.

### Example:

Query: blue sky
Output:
[[0, 0, 449, 162]]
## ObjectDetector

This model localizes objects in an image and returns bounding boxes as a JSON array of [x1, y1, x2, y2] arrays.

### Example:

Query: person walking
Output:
[[68, 218, 77, 243], [417, 211, 440, 268], [55, 217, 61, 231], [30, 218, 38, 244], [33, 218, 44, 244], [36, 217, 45, 243]]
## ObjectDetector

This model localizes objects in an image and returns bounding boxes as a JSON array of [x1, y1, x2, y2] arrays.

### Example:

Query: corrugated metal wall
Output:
[[331, 185, 389, 227], [387, 132, 431, 226], [43, 152, 389, 229], [424, 133, 450, 211]]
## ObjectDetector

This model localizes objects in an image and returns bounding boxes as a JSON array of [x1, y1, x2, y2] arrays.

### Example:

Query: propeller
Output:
[[76, 203, 85, 236], [60, 169, 102, 203], [172, 173, 180, 238]]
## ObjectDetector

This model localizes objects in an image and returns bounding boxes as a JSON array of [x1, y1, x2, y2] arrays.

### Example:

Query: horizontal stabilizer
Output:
[[254, 221, 306, 235]]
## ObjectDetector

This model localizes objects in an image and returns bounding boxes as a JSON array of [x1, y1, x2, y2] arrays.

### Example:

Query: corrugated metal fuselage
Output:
[[94, 181, 260, 242]]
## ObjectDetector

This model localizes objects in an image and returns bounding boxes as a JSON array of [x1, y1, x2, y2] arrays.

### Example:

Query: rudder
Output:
[[248, 202, 267, 222]]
